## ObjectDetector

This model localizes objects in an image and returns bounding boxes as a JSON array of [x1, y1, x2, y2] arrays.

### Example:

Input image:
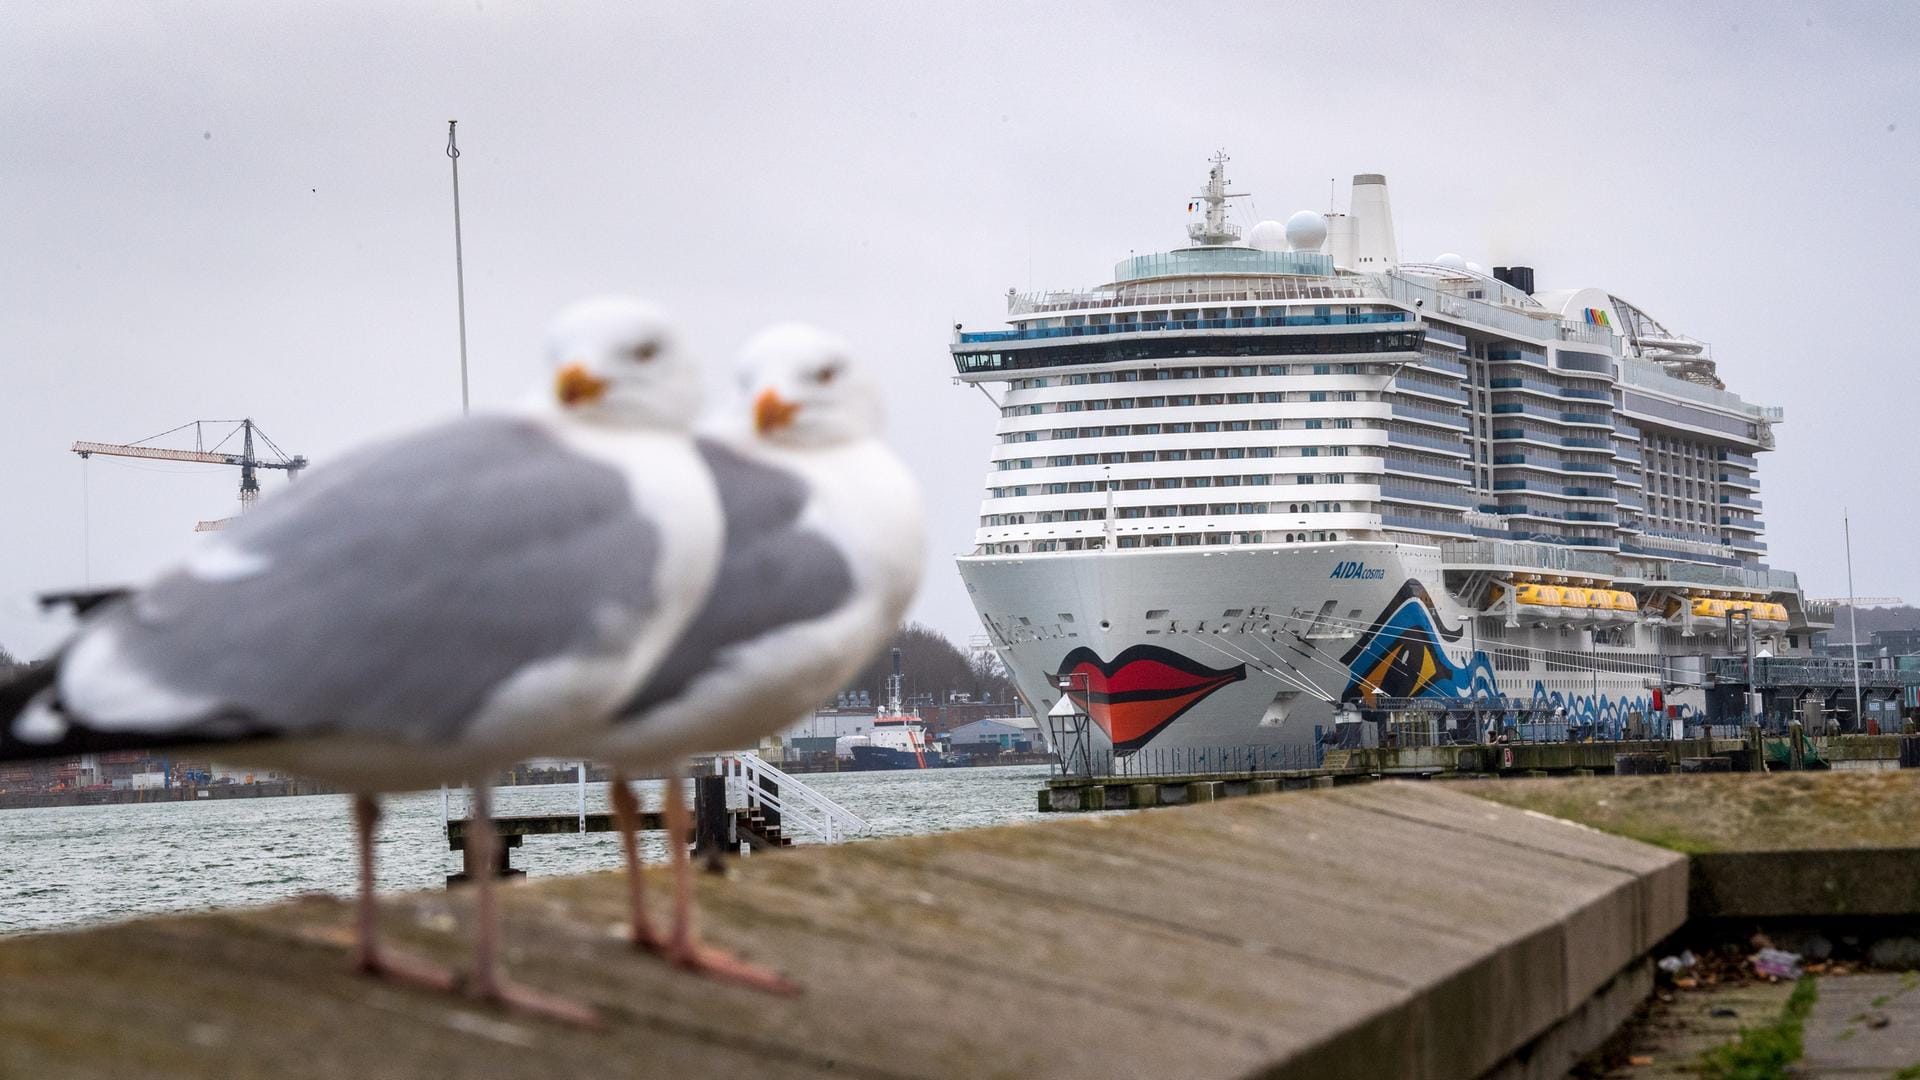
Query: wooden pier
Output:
[[445, 775, 790, 881]]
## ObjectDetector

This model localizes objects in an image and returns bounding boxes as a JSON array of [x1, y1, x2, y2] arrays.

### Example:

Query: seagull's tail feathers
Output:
[[0, 657, 60, 756], [38, 587, 134, 618], [0, 658, 276, 764]]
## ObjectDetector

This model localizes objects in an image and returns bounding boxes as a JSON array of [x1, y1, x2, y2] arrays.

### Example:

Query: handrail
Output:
[[717, 752, 867, 845]]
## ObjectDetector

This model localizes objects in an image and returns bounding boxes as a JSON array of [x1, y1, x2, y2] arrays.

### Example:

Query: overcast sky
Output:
[[4, 2, 1918, 660]]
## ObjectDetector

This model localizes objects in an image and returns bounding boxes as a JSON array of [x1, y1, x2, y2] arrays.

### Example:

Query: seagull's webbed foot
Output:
[[665, 938, 801, 995], [468, 972, 604, 1028], [356, 946, 461, 994]]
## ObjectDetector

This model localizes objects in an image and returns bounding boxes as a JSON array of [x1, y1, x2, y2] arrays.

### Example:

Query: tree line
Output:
[[841, 623, 1017, 709]]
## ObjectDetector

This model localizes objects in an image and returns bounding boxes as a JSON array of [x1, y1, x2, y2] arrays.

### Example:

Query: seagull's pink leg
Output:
[[609, 771, 664, 952], [464, 784, 602, 1027], [660, 767, 798, 994], [350, 794, 457, 991]]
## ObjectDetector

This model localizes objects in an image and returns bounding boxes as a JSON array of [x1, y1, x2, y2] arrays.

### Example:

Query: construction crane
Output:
[[72, 419, 308, 532]]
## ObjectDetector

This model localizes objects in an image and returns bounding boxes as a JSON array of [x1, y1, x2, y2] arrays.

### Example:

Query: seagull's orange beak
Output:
[[754, 388, 801, 434], [555, 363, 609, 407]]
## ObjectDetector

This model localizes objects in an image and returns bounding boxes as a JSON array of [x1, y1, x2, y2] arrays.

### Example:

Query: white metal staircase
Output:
[[716, 752, 866, 845]]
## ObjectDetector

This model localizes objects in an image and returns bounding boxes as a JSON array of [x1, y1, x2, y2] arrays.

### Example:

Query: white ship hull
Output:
[[961, 540, 1687, 757]]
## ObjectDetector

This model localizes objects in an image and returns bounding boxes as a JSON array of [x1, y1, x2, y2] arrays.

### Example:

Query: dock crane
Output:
[[72, 419, 308, 532]]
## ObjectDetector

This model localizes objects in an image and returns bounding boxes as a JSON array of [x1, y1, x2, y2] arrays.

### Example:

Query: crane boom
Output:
[[72, 441, 264, 468]]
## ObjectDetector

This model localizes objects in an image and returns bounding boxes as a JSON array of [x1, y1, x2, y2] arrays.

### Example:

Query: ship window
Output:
[[1145, 609, 1169, 619], [1222, 609, 1244, 617]]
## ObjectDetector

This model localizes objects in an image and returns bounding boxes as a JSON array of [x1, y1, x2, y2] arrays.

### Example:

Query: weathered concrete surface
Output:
[[1597, 979, 1798, 1078], [1799, 971, 1920, 1077], [0, 784, 1682, 1080], [1461, 772, 1920, 919]]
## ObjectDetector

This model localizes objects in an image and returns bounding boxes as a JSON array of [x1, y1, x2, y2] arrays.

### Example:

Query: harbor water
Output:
[[0, 764, 1048, 936]]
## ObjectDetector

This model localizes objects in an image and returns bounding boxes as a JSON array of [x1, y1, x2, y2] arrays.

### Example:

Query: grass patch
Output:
[[1699, 976, 1817, 1079], [1891, 1064, 1920, 1080]]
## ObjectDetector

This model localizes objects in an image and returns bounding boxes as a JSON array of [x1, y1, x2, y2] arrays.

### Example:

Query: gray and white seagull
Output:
[[0, 295, 723, 1025], [554, 322, 924, 992]]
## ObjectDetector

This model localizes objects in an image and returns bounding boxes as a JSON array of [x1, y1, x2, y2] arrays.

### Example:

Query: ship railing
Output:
[[715, 752, 867, 845], [1060, 743, 1327, 780], [1006, 276, 1376, 315]]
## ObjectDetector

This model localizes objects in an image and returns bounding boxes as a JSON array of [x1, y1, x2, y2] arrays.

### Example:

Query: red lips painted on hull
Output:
[[1057, 645, 1247, 753]]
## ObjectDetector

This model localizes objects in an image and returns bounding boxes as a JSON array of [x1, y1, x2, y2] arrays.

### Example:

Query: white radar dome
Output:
[[1434, 252, 1469, 271], [1466, 260, 1484, 275], [1247, 219, 1288, 251], [1284, 210, 1328, 252]]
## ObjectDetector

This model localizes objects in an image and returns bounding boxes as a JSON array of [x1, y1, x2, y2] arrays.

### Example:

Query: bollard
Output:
[[1746, 724, 1765, 773], [694, 774, 730, 873], [1614, 752, 1668, 776], [1186, 781, 1221, 803], [1789, 722, 1806, 771]]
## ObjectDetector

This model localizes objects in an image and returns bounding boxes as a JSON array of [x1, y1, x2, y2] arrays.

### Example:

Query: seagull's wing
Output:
[[5, 416, 662, 758], [620, 438, 852, 716]]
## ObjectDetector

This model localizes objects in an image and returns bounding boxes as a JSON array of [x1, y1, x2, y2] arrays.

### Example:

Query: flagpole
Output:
[[447, 120, 471, 416], [1845, 509, 1863, 729]]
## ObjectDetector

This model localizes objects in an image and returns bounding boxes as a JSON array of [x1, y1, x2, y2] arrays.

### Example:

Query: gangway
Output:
[[716, 752, 866, 845]]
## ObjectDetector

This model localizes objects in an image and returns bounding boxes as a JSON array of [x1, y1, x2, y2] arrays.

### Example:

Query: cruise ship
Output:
[[952, 154, 1816, 756]]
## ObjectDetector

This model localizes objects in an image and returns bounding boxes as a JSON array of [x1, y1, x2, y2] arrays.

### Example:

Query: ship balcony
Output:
[[1491, 479, 1619, 502], [1415, 352, 1470, 377], [1385, 428, 1470, 456], [1485, 377, 1612, 404], [1382, 455, 1471, 482], [1488, 402, 1614, 428], [1490, 454, 1617, 478], [1379, 512, 1475, 537], [1389, 401, 1469, 429], [1390, 378, 1470, 404], [1718, 473, 1760, 490], [1379, 482, 1478, 509], [1716, 450, 1760, 469], [1719, 493, 1763, 510], [1720, 516, 1765, 533], [1489, 430, 1618, 455]]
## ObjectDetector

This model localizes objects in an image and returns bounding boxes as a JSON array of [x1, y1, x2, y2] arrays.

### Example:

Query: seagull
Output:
[[560, 322, 924, 991], [0, 295, 723, 1026]]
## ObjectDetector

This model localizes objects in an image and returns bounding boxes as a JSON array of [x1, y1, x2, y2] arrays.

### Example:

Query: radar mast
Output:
[[1187, 150, 1249, 246]]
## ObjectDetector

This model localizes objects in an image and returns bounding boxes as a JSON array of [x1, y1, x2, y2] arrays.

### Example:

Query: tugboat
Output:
[[849, 649, 945, 770]]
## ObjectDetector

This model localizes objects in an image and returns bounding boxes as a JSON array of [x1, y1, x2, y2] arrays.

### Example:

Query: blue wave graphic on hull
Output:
[[1337, 580, 1694, 737]]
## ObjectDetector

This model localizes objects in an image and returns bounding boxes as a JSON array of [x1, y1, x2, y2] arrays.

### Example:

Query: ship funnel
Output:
[[1326, 210, 1356, 270], [1348, 173, 1399, 270], [1493, 265, 1536, 295]]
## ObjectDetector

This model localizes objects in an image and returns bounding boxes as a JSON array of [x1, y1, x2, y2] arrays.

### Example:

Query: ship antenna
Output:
[[1187, 149, 1249, 246]]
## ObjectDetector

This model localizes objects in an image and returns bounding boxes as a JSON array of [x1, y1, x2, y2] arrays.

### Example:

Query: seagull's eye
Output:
[[626, 341, 660, 363], [813, 364, 840, 385]]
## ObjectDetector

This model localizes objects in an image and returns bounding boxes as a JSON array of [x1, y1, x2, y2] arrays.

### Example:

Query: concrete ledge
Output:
[[1691, 849, 1920, 918], [0, 783, 1684, 1079]]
